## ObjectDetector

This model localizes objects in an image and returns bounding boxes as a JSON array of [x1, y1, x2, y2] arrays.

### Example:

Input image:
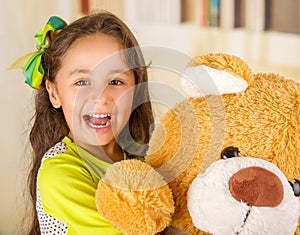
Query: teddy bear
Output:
[[95, 53, 300, 234]]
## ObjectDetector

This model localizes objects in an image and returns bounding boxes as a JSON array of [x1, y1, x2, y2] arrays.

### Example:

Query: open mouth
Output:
[[83, 113, 112, 129]]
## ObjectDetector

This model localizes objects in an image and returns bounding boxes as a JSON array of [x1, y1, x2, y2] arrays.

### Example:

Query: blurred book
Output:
[[244, 0, 265, 31], [89, 0, 124, 19], [181, 0, 207, 26], [209, 0, 220, 27], [234, 0, 246, 28], [135, 0, 181, 24], [265, 0, 299, 34], [81, 0, 89, 15], [220, 0, 235, 28]]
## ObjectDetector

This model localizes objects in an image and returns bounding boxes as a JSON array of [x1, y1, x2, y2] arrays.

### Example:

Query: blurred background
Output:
[[1, 0, 299, 234]]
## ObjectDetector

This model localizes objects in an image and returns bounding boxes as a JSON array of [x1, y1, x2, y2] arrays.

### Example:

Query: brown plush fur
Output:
[[96, 159, 174, 235], [146, 53, 300, 234]]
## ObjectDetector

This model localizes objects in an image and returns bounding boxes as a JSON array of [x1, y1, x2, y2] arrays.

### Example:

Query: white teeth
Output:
[[88, 113, 111, 118], [88, 119, 111, 129], [100, 113, 109, 118], [85, 113, 112, 129]]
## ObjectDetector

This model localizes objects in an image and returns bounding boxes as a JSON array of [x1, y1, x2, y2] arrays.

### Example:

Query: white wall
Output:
[[0, 1, 79, 234]]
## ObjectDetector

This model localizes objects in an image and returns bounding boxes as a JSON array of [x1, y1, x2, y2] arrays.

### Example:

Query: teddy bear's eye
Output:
[[289, 179, 300, 196], [221, 146, 240, 159]]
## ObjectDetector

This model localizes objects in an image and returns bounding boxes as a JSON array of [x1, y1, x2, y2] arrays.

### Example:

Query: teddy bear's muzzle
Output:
[[229, 166, 284, 207]]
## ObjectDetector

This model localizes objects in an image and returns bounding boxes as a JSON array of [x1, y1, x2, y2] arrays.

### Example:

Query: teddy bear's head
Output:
[[145, 53, 300, 234], [188, 147, 300, 235], [95, 53, 300, 235]]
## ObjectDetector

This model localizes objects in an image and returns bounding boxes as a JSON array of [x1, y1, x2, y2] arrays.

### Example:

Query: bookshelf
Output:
[[76, 0, 300, 81]]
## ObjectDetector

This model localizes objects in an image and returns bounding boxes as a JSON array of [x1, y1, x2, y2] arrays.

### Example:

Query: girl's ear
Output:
[[46, 80, 62, 108]]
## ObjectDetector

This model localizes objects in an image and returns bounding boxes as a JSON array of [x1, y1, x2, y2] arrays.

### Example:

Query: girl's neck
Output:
[[68, 134, 124, 163], [101, 141, 124, 162]]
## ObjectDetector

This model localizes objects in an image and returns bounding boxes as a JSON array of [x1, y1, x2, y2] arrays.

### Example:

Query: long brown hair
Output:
[[27, 11, 154, 234]]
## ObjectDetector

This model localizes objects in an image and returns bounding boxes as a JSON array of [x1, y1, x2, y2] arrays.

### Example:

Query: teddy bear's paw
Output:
[[96, 159, 175, 235]]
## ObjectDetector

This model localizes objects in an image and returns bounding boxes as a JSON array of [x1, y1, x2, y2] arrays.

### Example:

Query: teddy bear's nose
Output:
[[229, 166, 284, 207]]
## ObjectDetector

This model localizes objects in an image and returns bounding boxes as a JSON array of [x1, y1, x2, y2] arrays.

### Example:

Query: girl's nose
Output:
[[90, 85, 112, 105]]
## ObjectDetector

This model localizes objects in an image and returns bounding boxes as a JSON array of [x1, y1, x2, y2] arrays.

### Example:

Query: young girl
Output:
[[13, 11, 154, 234]]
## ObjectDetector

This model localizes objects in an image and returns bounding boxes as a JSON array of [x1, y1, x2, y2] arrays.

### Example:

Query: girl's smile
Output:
[[83, 113, 113, 132], [83, 113, 112, 130]]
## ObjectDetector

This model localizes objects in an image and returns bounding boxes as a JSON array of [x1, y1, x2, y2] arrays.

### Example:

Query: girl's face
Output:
[[46, 34, 135, 159]]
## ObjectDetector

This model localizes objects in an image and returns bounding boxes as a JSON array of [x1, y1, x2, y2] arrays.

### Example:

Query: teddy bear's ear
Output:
[[180, 64, 248, 98], [180, 53, 253, 98]]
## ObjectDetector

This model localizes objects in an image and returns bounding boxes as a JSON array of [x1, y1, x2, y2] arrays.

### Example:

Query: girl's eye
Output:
[[75, 80, 90, 86], [108, 79, 123, 86]]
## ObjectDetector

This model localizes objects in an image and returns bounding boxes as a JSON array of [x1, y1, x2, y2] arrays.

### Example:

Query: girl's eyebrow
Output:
[[69, 68, 90, 75], [110, 68, 131, 75]]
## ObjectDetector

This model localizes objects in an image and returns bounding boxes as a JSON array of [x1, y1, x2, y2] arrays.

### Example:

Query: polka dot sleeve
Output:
[[37, 142, 124, 235]]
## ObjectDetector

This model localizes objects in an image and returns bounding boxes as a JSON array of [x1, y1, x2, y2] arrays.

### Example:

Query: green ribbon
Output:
[[8, 16, 67, 89]]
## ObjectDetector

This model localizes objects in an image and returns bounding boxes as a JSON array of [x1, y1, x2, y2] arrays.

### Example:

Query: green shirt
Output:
[[37, 136, 125, 235]]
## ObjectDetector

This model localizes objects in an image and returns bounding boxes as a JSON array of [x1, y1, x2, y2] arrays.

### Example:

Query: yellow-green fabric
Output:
[[37, 136, 125, 235]]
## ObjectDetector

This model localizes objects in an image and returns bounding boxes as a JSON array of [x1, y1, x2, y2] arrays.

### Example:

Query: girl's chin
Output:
[[72, 128, 115, 146], [74, 136, 115, 148]]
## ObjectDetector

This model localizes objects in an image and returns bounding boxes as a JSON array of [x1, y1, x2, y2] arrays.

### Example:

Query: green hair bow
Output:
[[9, 16, 67, 89]]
